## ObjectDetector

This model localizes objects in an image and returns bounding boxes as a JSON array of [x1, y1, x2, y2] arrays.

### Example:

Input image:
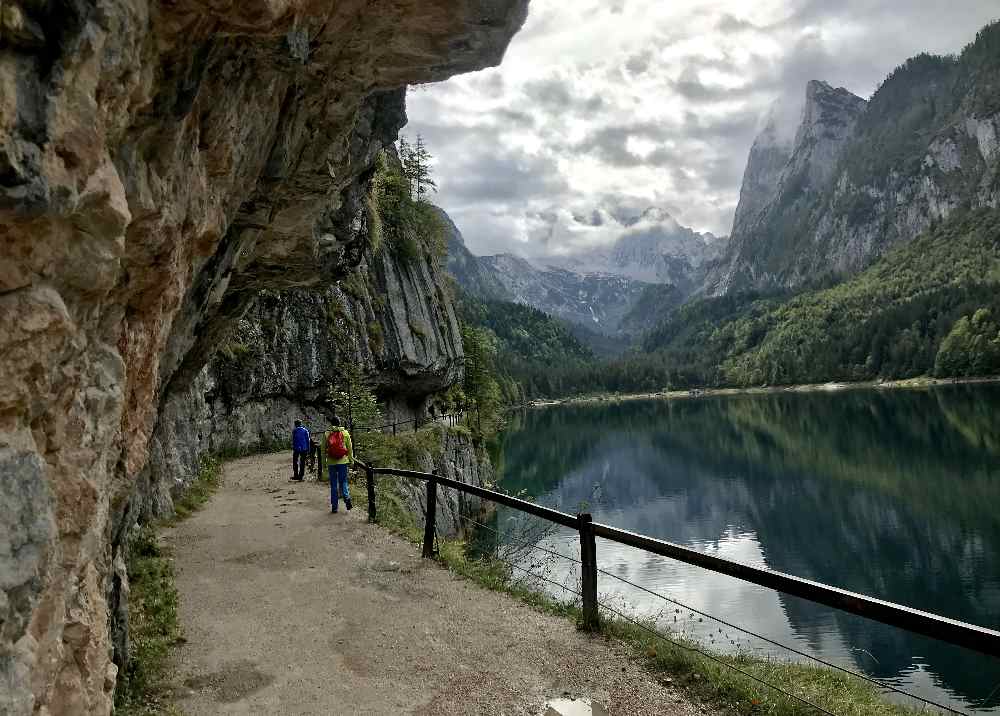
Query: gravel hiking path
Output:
[[166, 452, 706, 715]]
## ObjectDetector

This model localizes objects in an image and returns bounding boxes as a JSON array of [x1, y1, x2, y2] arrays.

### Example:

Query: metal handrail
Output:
[[355, 459, 1000, 658], [353, 410, 469, 434]]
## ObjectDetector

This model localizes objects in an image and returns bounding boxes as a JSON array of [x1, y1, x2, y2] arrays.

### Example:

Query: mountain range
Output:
[[443, 205, 721, 336]]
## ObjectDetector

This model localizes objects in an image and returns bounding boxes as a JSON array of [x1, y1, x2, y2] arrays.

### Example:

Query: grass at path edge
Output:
[[114, 454, 223, 715]]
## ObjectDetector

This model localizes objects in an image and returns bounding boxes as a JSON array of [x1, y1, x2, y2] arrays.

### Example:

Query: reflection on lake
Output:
[[488, 386, 1000, 712]]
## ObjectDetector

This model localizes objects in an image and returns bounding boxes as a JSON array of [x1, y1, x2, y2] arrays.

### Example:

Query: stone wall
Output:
[[0, 2, 527, 713]]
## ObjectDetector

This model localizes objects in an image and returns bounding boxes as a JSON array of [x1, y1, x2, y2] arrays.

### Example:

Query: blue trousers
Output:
[[329, 463, 350, 511]]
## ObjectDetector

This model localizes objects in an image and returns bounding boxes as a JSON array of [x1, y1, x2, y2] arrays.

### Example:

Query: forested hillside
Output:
[[645, 209, 1000, 387], [457, 293, 593, 365]]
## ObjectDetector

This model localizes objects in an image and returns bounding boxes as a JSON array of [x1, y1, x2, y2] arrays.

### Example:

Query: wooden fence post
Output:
[[422, 471, 438, 559], [366, 464, 376, 524], [578, 512, 599, 630]]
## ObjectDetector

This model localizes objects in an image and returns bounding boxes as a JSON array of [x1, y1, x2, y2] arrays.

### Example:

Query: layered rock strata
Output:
[[0, 2, 527, 714]]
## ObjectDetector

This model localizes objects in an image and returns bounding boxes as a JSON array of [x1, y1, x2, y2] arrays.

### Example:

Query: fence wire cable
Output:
[[461, 515, 583, 564], [494, 555, 838, 716], [594, 599, 840, 716], [463, 513, 964, 715], [374, 473, 981, 715], [592, 565, 965, 715]]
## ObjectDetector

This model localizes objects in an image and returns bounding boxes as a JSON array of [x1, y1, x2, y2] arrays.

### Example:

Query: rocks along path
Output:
[[166, 452, 704, 715]]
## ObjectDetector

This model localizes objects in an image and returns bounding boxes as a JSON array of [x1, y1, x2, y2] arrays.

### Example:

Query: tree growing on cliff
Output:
[[370, 149, 447, 267], [329, 362, 382, 438], [398, 134, 437, 200]]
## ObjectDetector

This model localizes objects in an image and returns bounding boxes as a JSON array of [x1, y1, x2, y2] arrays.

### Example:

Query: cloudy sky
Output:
[[405, 0, 998, 257]]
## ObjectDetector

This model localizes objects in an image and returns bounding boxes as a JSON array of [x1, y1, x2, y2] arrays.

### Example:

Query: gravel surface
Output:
[[166, 452, 708, 715]]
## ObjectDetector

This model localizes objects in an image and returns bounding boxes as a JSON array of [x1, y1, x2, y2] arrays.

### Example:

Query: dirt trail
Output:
[[166, 453, 704, 715]]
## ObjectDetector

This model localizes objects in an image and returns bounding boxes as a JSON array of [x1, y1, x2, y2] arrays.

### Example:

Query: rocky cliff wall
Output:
[[0, 2, 527, 714], [142, 238, 466, 516]]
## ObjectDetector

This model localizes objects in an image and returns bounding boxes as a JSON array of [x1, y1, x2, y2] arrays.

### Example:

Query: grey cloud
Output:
[[523, 77, 574, 107], [522, 77, 606, 116], [573, 122, 675, 168], [441, 150, 570, 206], [496, 108, 537, 128], [625, 50, 652, 75], [473, 71, 506, 98], [716, 14, 760, 34]]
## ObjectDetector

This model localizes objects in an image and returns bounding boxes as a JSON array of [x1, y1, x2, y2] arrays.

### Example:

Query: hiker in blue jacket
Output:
[[291, 419, 310, 482]]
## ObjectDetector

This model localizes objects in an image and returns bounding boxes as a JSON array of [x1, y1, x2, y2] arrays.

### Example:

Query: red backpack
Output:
[[326, 430, 348, 459]]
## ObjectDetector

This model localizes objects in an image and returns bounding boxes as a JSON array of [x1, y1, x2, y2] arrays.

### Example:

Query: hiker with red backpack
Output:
[[322, 415, 354, 513]]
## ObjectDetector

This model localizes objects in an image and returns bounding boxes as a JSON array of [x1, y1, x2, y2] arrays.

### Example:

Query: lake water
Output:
[[486, 386, 1000, 712]]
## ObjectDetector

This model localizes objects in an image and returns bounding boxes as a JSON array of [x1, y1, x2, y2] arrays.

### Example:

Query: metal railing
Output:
[[353, 459, 1000, 661], [353, 410, 469, 436]]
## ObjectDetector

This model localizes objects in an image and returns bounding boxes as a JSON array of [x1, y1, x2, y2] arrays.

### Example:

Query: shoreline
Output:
[[525, 375, 1000, 408]]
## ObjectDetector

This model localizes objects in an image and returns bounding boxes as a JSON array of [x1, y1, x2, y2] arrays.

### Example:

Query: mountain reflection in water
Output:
[[488, 386, 1000, 711]]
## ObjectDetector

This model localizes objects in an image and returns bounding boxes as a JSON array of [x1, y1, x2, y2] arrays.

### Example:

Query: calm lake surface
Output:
[[487, 386, 1000, 712]]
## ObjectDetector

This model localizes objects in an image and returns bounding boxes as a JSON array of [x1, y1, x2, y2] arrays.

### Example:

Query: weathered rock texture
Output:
[[143, 240, 466, 515], [708, 26, 1000, 294], [393, 428, 496, 538], [0, 2, 527, 714]]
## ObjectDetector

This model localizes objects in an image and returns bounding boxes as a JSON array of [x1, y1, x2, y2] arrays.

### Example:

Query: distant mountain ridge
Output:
[[443, 204, 719, 337], [537, 207, 725, 291]]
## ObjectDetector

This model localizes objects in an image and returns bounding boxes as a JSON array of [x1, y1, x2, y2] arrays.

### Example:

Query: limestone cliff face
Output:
[[393, 429, 496, 539], [710, 27, 1000, 294], [0, 2, 527, 714], [708, 81, 868, 294], [729, 111, 794, 239], [142, 242, 465, 515]]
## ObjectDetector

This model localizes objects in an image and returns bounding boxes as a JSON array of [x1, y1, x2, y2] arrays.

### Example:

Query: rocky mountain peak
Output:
[[788, 81, 868, 190], [731, 106, 796, 236], [707, 21, 1000, 297]]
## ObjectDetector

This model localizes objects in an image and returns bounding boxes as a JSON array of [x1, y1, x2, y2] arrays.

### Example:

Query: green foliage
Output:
[[366, 320, 384, 353], [407, 316, 429, 340], [461, 325, 510, 434], [371, 150, 447, 267], [325, 299, 354, 345], [168, 455, 223, 524], [961, 21, 1000, 116], [458, 293, 593, 364], [116, 455, 223, 714], [642, 209, 1000, 387], [114, 527, 181, 715], [844, 52, 960, 186], [512, 350, 683, 399], [340, 271, 368, 302], [398, 134, 438, 200], [358, 425, 445, 472], [329, 362, 382, 438], [934, 309, 1000, 377]]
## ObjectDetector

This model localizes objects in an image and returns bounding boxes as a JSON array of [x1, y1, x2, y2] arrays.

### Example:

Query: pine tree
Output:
[[397, 134, 437, 200], [412, 135, 437, 200]]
